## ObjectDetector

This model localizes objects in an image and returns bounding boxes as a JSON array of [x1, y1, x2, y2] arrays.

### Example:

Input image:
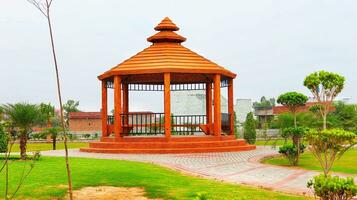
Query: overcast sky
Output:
[[1, 0, 356, 112]]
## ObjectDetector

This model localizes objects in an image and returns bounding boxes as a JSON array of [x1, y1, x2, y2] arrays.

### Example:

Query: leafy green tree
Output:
[[63, 100, 80, 126], [327, 101, 357, 132], [306, 128, 356, 176], [39, 103, 55, 128], [277, 92, 308, 128], [244, 112, 256, 144], [2, 103, 40, 160], [304, 71, 345, 129], [253, 96, 275, 109]]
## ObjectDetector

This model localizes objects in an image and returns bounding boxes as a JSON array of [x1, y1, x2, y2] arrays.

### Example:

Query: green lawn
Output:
[[262, 148, 357, 174], [0, 157, 310, 200], [255, 139, 286, 146], [8, 142, 88, 152]]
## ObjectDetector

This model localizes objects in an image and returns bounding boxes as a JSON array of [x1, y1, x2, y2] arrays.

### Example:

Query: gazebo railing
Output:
[[120, 113, 165, 135], [107, 113, 208, 136], [171, 115, 206, 135]]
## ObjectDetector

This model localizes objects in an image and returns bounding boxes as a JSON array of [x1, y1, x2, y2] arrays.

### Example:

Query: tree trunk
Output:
[[52, 136, 56, 150], [323, 112, 327, 130], [293, 112, 297, 128], [46, 10, 73, 199], [19, 133, 27, 160]]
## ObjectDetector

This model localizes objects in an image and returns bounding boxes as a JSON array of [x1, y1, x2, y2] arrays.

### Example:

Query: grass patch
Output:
[[262, 148, 357, 174], [0, 157, 310, 200], [8, 142, 88, 152], [255, 139, 286, 146]]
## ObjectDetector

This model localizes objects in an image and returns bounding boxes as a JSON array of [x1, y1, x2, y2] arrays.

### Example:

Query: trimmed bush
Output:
[[307, 174, 357, 200], [244, 112, 256, 144], [278, 143, 305, 166]]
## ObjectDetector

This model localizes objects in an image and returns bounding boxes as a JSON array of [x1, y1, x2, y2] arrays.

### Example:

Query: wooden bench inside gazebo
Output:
[[80, 17, 256, 154]]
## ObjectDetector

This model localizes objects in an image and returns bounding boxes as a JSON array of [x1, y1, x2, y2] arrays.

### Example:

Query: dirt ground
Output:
[[70, 186, 161, 200]]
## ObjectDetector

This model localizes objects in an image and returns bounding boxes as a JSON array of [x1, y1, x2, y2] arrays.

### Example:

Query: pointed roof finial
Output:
[[147, 17, 186, 43], [154, 17, 179, 31]]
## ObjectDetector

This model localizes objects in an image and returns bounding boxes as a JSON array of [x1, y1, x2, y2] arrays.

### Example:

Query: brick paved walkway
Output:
[[41, 146, 356, 196]]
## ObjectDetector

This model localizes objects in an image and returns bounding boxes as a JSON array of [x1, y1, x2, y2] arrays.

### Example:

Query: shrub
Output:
[[0, 124, 8, 153], [280, 127, 307, 165], [306, 128, 356, 175], [278, 143, 305, 166], [244, 112, 256, 144], [307, 174, 357, 200], [193, 192, 209, 200]]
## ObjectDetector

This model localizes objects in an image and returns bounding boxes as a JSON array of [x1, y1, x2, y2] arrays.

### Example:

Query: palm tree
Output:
[[42, 126, 61, 150], [2, 103, 40, 160]]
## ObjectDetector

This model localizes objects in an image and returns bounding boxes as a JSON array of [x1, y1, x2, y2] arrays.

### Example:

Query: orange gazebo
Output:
[[81, 17, 255, 153]]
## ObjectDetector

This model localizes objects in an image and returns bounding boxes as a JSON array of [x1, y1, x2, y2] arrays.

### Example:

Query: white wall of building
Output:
[[234, 99, 253, 124]]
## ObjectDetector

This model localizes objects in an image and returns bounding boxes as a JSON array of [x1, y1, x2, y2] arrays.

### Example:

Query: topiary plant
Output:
[[244, 112, 256, 144], [307, 174, 357, 200], [278, 143, 305, 166], [306, 128, 356, 175]]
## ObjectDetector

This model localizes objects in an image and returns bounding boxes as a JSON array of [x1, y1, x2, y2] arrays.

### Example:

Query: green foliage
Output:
[[193, 192, 209, 200], [234, 112, 238, 136], [1, 103, 41, 159], [244, 112, 256, 144], [327, 102, 357, 131], [1, 103, 40, 130], [281, 127, 307, 139], [38, 103, 55, 126], [63, 100, 80, 125], [304, 71, 345, 96], [278, 143, 305, 166], [0, 124, 8, 153], [306, 128, 356, 175], [277, 92, 308, 128], [277, 92, 308, 110], [307, 174, 356, 200], [270, 112, 321, 129], [304, 71, 345, 129], [253, 96, 275, 110]]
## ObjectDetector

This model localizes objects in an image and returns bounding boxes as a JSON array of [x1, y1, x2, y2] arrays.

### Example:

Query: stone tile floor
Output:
[[41, 146, 356, 197]]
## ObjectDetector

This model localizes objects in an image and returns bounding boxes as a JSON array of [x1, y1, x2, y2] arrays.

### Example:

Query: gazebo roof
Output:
[[98, 17, 236, 81]]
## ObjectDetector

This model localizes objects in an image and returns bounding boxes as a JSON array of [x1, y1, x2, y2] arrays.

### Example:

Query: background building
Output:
[[234, 99, 253, 124]]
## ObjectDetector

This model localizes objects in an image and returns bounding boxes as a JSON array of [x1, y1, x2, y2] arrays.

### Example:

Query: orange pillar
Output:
[[123, 83, 129, 125], [206, 82, 213, 135], [114, 76, 122, 140], [228, 79, 234, 135], [101, 80, 108, 137], [164, 73, 171, 138], [213, 74, 221, 136]]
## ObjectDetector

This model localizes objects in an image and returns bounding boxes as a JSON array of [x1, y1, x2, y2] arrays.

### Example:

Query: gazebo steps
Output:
[[88, 140, 247, 149], [80, 145, 256, 154], [101, 135, 236, 143], [80, 136, 256, 154]]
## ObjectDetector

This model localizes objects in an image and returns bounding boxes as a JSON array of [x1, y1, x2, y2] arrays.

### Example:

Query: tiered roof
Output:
[[98, 17, 236, 80]]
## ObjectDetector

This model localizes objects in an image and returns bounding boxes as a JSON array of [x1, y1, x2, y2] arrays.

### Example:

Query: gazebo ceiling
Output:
[[98, 17, 236, 82]]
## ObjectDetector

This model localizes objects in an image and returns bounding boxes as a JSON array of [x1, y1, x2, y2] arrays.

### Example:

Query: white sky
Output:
[[1, 0, 356, 112]]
